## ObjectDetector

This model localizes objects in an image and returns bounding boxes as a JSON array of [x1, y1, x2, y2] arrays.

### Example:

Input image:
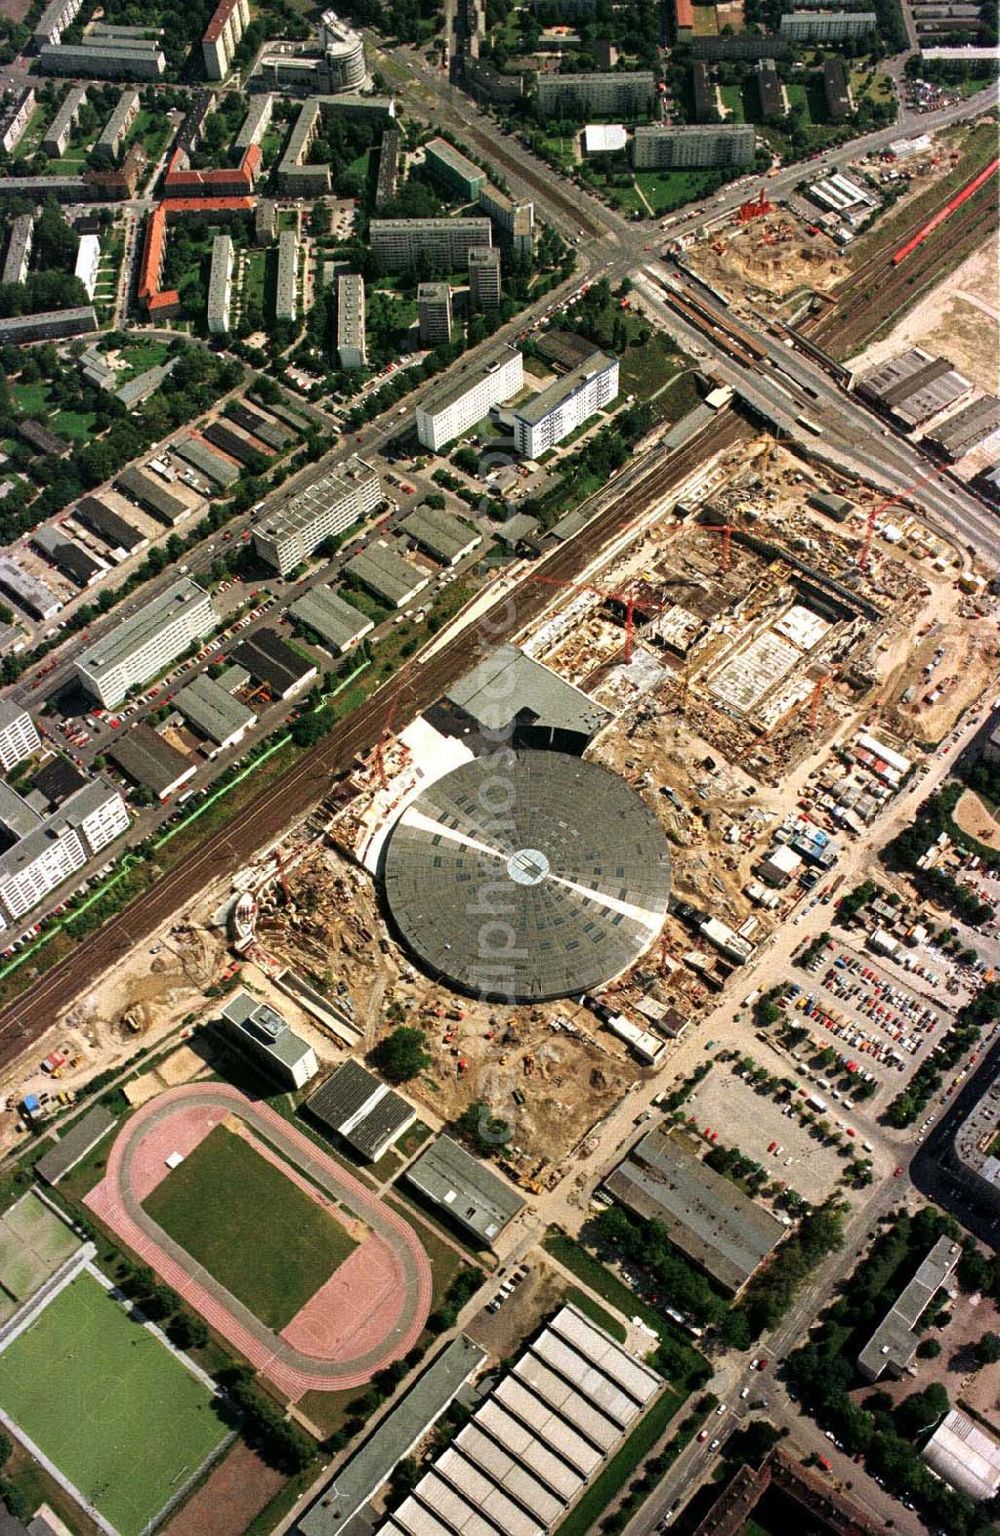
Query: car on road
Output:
[[697, 1429, 709, 1442]]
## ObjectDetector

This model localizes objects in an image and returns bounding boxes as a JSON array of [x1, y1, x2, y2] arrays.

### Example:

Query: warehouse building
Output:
[[344, 539, 429, 609], [306, 1059, 415, 1161], [0, 557, 61, 621], [115, 466, 191, 527], [604, 1124, 786, 1293], [424, 136, 486, 201], [779, 9, 876, 41], [220, 991, 318, 1089], [231, 627, 317, 699], [0, 88, 35, 154], [38, 39, 166, 77], [227, 402, 292, 453], [924, 394, 1000, 460], [416, 346, 523, 451], [173, 435, 239, 488], [354, 1305, 660, 1536], [175, 672, 256, 755], [16, 419, 70, 459], [923, 1410, 1000, 1503], [207, 233, 234, 334], [290, 585, 373, 653], [253, 455, 382, 574], [370, 217, 492, 275], [441, 642, 610, 752], [96, 87, 139, 159], [401, 505, 481, 566], [72, 497, 146, 556], [468, 245, 501, 311], [41, 83, 86, 156], [202, 0, 249, 80], [107, 723, 197, 800], [203, 419, 268, 467], [417, 281, 453, 346], [405, 1133, 524, 1245], [858, 1236, 961, 1381], [536, 70, 655, 117], [75, 578, 216, 708], [0, 703, 40, 774], [1, 214, 33, 287], [632, 123, 755, 169], [513, 350, 618, 458], [276, 229, 298, 322], [32, 526, 104, 588], [337, 272, 367, 369], [0, 777, 129, 930], [856, 348, 972, 428]]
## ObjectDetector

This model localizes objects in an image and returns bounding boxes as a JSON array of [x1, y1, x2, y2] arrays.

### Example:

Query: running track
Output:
[[86, 1084, 433, 1400]]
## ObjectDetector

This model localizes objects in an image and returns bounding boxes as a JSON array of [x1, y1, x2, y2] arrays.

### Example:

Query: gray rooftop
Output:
[[446, 643, 610, 741], [76, 579, 213, 686], [257, 455, 380, 548], [400, 506, 481, 565], [604, 1125, 786, 1293], [306, 1059, 415, 1160], [418, 347, 519, 420], [35, 1105, 116, 1186], [299, 1336, 487, 1536], [858, 1235, 961, 1379], [344, 540, 428, 607], [405, 1134, 524, 1242], [221, 990, 313, 1072], [231, 627, 316, 697], [173, 436, 239, 488], [290, 585, 373, 652], [0, 781, 42, 842], [107, 724, 194, 795], [514, 350, 616, 427], [0, 777, 126, 889], [175, 672, 255, 746]]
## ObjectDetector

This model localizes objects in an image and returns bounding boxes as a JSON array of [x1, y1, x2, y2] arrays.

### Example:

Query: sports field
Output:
[[143, 1123, 358, 1330], [0, 1193, 80, 1324], [0, 1271, 228, 1536]]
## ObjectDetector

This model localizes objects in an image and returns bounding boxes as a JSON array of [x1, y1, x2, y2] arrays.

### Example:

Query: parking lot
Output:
[[789, 940, 950, 1084], [686, 1070, 850, 1206]]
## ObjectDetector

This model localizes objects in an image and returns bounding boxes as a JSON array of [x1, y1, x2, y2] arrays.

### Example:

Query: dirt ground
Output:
[[895, 616, 1000, 746], [954, 789, 1000, 852], [160, 1441, 286, 1536], [848, 232, 1000, 394], [689, 212, 848, 302], [0, 0, 30, 22], [465, 1257, 565, 1358]]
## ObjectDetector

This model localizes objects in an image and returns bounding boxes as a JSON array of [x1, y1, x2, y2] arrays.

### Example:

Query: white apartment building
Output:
[[74, 578, 217, 708], [0, 778, 130, 928], [0, 703, 40, 773], [253, 456, 383, 575], [369, 218, 492, 275], [416, 347, 523, 452], [779, 9, 876, 40], [337, 272, 367, 369], [276, 229, 298, 322], [513, 351, 618, 458], [202, 0, 250, 80], [73, 234, 100, 300], [207, 233, 234, 335]]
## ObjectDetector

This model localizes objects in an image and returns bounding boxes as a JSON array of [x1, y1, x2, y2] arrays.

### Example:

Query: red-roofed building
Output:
[[138, 196, 254, 316], [675, 0, 694, 33], [164, 143, 260, 197], [202, 0, 249, 80]]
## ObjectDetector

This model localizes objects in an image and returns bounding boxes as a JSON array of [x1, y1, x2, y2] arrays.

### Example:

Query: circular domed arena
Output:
[[381, 750, 672, 1002]]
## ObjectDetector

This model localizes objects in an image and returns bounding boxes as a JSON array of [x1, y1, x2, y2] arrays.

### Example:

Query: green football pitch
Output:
[[143, 1122, 358, 1331], [0, 1193, 80, 1324], [0, 1271, 229, 1536]]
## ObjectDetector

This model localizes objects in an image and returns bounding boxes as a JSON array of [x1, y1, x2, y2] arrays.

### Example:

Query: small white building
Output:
[[758, 843, 802, 888]]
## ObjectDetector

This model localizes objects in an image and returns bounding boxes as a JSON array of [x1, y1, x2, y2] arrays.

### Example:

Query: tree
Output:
[[976, 1332, 1000, 1365], [373, 1027, 431, 1083], [167, 1310, 209, 1350], [916, 1338, 941, 1359]]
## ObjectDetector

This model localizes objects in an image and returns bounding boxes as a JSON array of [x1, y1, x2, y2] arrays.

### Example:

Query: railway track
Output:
[[0, 413, 748, 1071]]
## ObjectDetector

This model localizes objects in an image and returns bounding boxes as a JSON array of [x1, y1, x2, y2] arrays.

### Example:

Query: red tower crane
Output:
[[737, 188, 773, 224], [528, 573, 645, 662], [373, 691, 402, 790], [858, 460, 953, 573], [807, 672, 834, 733]]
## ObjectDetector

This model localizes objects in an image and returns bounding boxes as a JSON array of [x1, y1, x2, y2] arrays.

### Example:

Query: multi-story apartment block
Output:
[[276, 229, 298, 322], [319, 11, 367, 89], [415, 347, 523, 451], [95, 88, 140, 161], [632, 122, 755, 169], [32, 0, 82, 49], [75, 578, 217, 708], [253, 456, 383, 574], [41, 85, 87, 157], [207, 233, 234, 335], [0, 89, 36, 154], [478, 183, 534, 262], [336, 273, 367, 370], [417, 281, 453, 346], [234, 92, 273, 155], [0, 306, 96, 342], [468, 246, 501, 311], [0, 703, 40, 773], [424, 137, 487, 201], [1, 214, 33, 287], [0, 778, 129, 929], [38, 41, 166, 78], [277, 101, 331, 195], [535, 71, 655, 118], [370, 217, 492, 274], [779, 9, 876, 41], [513, 350, 618, 458], [823, 57, 852, 120], [374, 127, 400, 210], [202, 0, 250, 81]]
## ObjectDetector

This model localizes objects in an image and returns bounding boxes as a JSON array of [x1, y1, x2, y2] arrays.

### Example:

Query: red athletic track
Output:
[[86, 1084, 433, 1400]]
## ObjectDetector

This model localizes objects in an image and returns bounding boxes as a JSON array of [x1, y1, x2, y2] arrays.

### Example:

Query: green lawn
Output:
[[632, 169, 727, 215], [52, 407, 97, 443], [11, 381, 50, 416], [564, 1285, 627, 1341], [619, 332, 684, 400], [719, 83, 746, 123], [0, 1271, 229, 1536], [143, 1122, 358, 1330]]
